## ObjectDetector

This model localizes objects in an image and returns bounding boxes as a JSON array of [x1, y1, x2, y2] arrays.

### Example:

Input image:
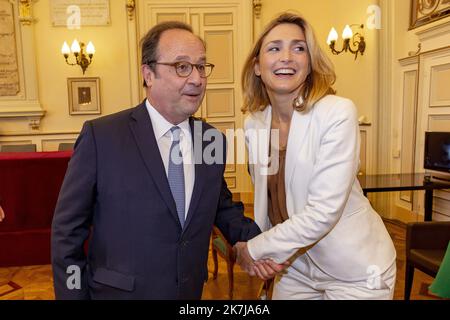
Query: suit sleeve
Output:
[[51, 121, 97, 299], [214, 133, 261, 245], [247, 99, 360, 263]]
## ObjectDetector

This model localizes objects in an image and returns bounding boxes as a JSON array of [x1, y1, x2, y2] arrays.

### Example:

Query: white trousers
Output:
[[272, 254, 396, 300]]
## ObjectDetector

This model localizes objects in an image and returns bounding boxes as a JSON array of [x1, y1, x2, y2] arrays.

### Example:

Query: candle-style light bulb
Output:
[[342, 25, 353, 40], [86, 41, 95, 55], [326, 27, 338, 45], [71, 39, 81, 53], [61, 41, 70, 55]]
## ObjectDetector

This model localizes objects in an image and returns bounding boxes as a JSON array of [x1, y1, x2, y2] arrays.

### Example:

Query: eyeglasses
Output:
[[148, 61, 215, 78]]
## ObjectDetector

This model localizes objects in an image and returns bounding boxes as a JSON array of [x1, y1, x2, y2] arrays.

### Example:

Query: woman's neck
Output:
[[269, 94, 295, 123]]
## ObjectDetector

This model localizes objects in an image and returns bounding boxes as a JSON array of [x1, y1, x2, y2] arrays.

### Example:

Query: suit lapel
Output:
[[183, 118, 207, 232], [129, 102, 180, 225], [285, 109, 313, 189]]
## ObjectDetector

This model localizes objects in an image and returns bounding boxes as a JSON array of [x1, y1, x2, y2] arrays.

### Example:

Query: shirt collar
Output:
[[145, 99, 191, 140]]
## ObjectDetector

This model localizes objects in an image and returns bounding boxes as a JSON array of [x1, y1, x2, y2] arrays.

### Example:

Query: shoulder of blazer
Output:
[[313, 94, 356, 113], [311, 95, 357, 122], [88, 101, 146, 129]]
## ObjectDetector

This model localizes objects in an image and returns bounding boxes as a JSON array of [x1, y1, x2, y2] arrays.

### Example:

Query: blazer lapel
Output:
[[285, 109, 313, 189], [129, 102, 179, 225], [252, 107, 272, 231], [182, 118, 207, 232]]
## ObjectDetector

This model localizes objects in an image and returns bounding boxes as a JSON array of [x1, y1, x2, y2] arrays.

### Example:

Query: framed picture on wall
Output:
[[67, 77, 101, 115], [410, 0, 450, 29]]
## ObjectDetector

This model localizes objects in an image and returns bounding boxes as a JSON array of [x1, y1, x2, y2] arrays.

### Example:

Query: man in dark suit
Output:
[[51, 21, 261, 299]]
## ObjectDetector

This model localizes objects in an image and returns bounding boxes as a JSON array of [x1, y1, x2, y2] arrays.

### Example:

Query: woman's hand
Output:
[[253, 259, 291, 281]]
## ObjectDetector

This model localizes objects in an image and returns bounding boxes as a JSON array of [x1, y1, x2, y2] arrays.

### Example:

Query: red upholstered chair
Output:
[[0, 151, 72, 267], [211, 225, 235, 299]]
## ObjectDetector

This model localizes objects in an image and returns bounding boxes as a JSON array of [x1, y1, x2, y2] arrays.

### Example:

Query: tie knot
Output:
[[170, 126, 181, 142]]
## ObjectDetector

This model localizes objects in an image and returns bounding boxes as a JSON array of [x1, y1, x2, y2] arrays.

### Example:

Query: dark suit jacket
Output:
[[51, 101, 260, 299]]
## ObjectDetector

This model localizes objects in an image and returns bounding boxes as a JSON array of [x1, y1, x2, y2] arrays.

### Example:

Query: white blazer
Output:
[[245, 95, 396, 281]]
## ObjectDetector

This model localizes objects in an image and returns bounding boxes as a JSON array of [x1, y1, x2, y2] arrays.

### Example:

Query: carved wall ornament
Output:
[[253, 0, 261, 19], [19, 0, 34, 25], [126, 0, 136, 21]]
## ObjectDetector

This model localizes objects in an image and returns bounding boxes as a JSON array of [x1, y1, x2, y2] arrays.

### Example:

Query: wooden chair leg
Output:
[[227, 261, 234, 299], [404, 262, 415, 300], [257, 279, 274, 300], [212, 247, 218, 280]]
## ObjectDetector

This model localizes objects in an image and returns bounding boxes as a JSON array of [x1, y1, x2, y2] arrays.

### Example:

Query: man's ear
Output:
[[141, 64, 154, 87]]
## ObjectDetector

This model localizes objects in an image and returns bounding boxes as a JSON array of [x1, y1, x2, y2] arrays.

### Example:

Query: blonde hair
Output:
[[241, 12, 336, 113]]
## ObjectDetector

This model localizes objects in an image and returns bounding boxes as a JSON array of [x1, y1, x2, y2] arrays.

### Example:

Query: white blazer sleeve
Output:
[[247, 99, 360, 263]]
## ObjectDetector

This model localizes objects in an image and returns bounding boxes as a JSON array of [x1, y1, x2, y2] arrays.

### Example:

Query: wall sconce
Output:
[[326, 24, 366, 60], [61, 40, 95, 74]]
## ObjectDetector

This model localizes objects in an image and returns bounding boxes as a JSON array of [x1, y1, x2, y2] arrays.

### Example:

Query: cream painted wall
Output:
[[2, 0, 381, 135], [33, 0, 134, 133], [260, 0, 380, 123]]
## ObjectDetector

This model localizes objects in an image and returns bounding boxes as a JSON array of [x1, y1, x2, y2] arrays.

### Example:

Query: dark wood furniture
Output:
[[405, 221, 450, 300], [211, 225, 235, 299], [357, 173, 450, 221]]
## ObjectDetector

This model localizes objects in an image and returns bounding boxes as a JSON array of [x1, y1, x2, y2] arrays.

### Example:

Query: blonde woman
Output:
[[234, 12, 396, 300]]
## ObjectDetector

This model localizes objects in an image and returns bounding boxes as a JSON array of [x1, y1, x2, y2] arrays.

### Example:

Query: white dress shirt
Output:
[[146, 99, 195, 218]]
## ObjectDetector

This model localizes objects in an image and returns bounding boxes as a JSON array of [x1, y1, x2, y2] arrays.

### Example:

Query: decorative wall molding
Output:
[[18, 0, 34, 25], [126, 0, 140, 106], [0, 0, 44, 131], [415, 19, 450, 41], [0, 132, 79, 151], [0, 130, 79, 137], [0, 105, 46, 131], [378, 0, 395, 174], [253, 0, 261, 19], [399, 55, 420, 66], [126, 0, 136, 21], [252, 0, 262, 42], [374, 0, 397, 217]]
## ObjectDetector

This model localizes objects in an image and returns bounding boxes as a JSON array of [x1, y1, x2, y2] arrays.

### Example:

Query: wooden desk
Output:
[[357, 173, 450, 221]]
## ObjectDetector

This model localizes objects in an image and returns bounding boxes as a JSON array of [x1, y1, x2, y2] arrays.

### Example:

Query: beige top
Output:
[[267, 144, 289, 226]]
